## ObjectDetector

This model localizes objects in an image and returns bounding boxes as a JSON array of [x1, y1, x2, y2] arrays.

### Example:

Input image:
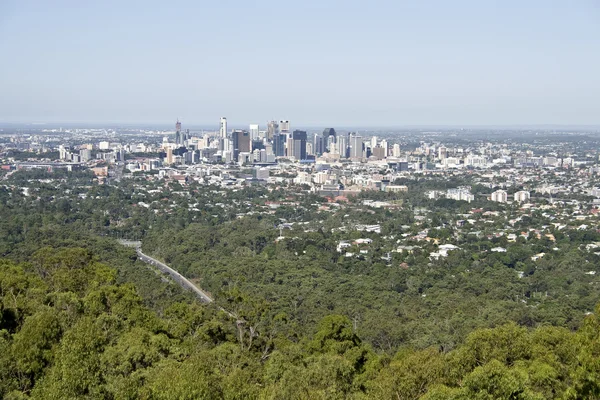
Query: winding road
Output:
[[119, 240, 237, 319], [135, 248, 214, 303]]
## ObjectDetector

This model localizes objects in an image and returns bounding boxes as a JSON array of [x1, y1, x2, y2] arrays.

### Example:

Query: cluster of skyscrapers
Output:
[[163, 118, 390, 165]]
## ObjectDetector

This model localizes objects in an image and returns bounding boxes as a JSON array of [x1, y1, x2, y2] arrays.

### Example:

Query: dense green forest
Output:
[[2, 248, 600, 399], [142, 216, 600, 351]]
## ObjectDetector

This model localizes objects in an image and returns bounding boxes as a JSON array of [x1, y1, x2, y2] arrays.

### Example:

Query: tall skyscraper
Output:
[[280, 120, 290, 134], [267, 121, 279, 140], [273, 133, 286, 157], [438, 146, 447, 160], [381, 140, 389, 156], [320, 128, 336, 154], [175, 119, 182, 145], [349, 134, 363, 159], [291, 130, 307, 160], [232, 130, 251, 161], [337, 135, 347, 158], [249, 124, 259, 141], [220, 117, 227, 138], [314, 134, 323, 155]]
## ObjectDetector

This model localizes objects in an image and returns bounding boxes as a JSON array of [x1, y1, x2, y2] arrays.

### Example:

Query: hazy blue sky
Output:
[[1, 0, 599, 127]]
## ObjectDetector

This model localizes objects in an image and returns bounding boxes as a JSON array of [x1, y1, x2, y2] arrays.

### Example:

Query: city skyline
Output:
[[1, 1, 599, 125]]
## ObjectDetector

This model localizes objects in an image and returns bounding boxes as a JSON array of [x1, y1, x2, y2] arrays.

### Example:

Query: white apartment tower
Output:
[[513, 191, 531, 203], [491, 190, 508, 203], [249, 124, 259, 141], [220, 117, 228, 138]]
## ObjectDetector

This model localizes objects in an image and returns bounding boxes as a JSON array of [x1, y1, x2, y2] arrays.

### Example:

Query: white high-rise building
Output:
[[370, 136, 378, 149], [447, 188, 474, 202], [380, 140, 388, 156], [220, 117, 227, 138], [249, 124, 259, 141], [337, 135, 347, 157], [392, 143, 401, 157], [513, 191, 530, 203], [59, 145, 67, 160], [491, 190, 508, 203], [465, 155, 487, 167], [223, 138, 233, 153]]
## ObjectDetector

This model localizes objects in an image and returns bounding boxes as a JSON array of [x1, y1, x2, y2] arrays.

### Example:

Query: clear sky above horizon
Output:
[[1, 0, 599, 128]]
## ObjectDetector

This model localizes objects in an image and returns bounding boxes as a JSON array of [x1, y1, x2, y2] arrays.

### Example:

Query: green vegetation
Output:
[[3, 168, 600, 397], [2, 249, 600, 399]]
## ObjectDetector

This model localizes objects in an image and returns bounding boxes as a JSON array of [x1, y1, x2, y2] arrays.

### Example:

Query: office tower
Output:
[[371, 136, 378, 149], [372, 146, 386, 160], [251, 139, 265, 151], [291, 130, 307, 160], [273, 133, 286, 157], [337, 135, 347, 158], [249, 124, 259, 141], [232, 130, 251, 161], [438, 146, 447, 160], [320, 128, 336, 154], [380, 140, 388, 156], [280, 120, 290, 133], [306, 142, 313, 156], [286, 136, 293, 158], [267, 120, 279, 140], [314, 134, 323, 155], [80, 149, 92, 162], [219, 117, 227, 138], [166, 147, 173, 164], [222, 137, 232, 153], [349, 134, 363, 159], [392, 143, 401, 157], [175, 119, 182, 146], [326, 135, 336, 154]]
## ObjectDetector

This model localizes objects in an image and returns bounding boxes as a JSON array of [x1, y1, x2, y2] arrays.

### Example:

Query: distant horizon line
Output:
[[1, 120, 600, 131]]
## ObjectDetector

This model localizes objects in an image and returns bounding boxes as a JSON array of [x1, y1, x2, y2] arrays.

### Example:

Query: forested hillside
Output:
[[3, 169, 600, 398], [2, 248, 600, 399], [143, 216, 600, 351]]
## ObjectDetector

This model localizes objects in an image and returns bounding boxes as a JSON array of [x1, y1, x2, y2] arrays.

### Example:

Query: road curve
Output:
[[136, 249, 213, 304]]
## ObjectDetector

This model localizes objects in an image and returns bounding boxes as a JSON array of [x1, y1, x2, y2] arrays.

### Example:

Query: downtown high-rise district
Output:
[[163, 118, 399, 166]]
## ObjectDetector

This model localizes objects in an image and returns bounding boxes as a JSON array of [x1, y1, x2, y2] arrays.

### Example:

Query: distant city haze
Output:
[[1, 0, 599, 127]]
